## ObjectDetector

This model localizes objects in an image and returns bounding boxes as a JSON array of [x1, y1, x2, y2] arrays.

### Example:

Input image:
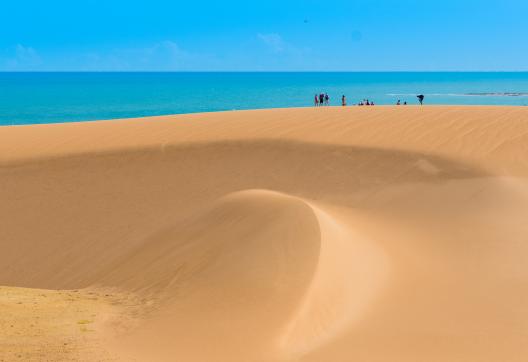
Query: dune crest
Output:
[[104, 190, 387, 361], [279, 203, 388, 359]]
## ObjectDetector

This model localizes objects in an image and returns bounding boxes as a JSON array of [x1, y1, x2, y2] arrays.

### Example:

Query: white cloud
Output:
[[140, 41, 189, 67], [257, 33, 287, 53], [3, 44, 42, 70], [253, 33, 313, 70], [0, 40, 194, 71], [79, 40, 193, 71]]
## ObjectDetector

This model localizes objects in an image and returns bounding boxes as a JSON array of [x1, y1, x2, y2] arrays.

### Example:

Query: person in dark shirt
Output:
[[417, 94, 425, 105]]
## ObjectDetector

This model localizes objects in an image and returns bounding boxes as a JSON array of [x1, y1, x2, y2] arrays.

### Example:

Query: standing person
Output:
[[325, 93, 330, 106], [320, 93, 325, 106], [417, 94, 425, 105], [342, 95, 346, 106], [314, 94, 319, 107], [397, 99, 401, 105]]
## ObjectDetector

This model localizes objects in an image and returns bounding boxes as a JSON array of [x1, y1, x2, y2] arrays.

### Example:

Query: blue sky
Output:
[[1, 0, 527, 71]]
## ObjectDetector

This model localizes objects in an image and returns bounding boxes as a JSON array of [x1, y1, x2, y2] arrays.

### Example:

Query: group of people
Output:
[[314, 93, 330, 106], [396, 95, 425, 105], [358, 99, 375, 106], [314, 94, 373, 107], [313, 94, 425, 107]]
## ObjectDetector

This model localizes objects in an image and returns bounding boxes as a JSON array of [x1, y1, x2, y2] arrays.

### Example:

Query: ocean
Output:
[[1, 72, 528, 125]]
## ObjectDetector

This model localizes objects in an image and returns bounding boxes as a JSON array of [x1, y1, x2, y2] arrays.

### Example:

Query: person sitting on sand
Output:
[[366, 100, 370, 106], [371, 101, 375, 106], [342, 95, 346, 106]]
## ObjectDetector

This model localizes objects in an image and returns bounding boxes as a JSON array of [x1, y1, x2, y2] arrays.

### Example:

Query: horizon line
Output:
[[2, 70, 528, 74]]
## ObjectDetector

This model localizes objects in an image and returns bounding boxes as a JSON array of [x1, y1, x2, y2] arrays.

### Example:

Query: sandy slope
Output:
[[1, 106, 528, 361]]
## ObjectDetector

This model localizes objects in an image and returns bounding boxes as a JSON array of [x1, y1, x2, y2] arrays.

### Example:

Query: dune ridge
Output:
[[1, 106, 528, 361], [279, 202, 387, 359]]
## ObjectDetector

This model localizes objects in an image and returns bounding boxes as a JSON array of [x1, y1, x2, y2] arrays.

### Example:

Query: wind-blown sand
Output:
[[1, 106, 528, 361]]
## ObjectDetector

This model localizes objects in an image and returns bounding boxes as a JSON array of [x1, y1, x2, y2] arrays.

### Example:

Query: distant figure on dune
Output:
[[417, 94, 425, 105], [314, 94, 319, 107], [342, 95, 347, 106]]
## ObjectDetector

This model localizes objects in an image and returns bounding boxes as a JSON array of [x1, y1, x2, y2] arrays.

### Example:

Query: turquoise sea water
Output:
[[1, 72, 528, 125]]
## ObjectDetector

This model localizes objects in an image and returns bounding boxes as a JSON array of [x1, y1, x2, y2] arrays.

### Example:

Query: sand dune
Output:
[[1, 106, 528, 361]]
